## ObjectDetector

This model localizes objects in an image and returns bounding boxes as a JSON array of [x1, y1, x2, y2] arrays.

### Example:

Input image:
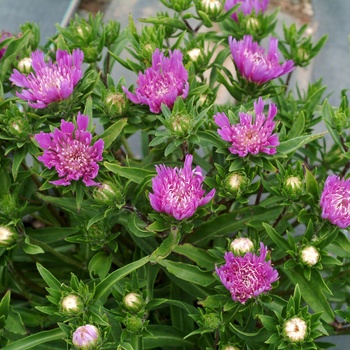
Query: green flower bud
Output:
[[300, 245, 320, 267], [246, 17, 261, 32], [0, 225, 17, 247], [93, 181, 124, 207], [17, 57, 32, 73], [221, 345, 240, 350], [202, 312, 221, 330], [283, 317, 308, 343], [123, 314, 144, 334], [163, 0, 192, 12], [225, 172, 248, 195], [60, 294, 84, 316], [283, 175, 303, 200], [170, 113, 192, 137], [187, 48, 202, 62], [229, 237, 254, 256], [297, 48, 310, 63], [123, 292, 144, 313], [7, 117, 31, 141], [105, 91, 129, 118], [198, 0, 223, 19]]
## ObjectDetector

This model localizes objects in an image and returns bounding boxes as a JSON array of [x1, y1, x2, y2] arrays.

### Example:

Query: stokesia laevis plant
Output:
[[1, 1, 349, 350]]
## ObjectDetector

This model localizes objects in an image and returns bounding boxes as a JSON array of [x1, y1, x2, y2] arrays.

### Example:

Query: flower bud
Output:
[[72, 324, 99, 349], [199, 0, 223, 19], [283, 175, 303, 199], [17, 57, 32, 73], [202, 312, 221, 330], [105, 91, 129, 118], [246, 17, 260, 32], [164, 0, 192, 12], [7, 117, 31, 141], [230, 237, 254, 256], [0, 225, 17, 247], [123, 314, 144, 334], [300, 245, 320, 267], [283, 317, 308, 343], [60, 294, 84, 316], [221, 346, 240, 350], [187, 48, 201, 62], [93, 181, 124, 207], [123, 292, 144, 313], [170, 113, 192, 137], [225, 172, 248, 195]]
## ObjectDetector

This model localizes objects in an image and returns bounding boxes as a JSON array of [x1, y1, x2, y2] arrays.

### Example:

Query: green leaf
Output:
[[36, 193, 78, 214], [104, 162, 155, 184], [189, 206, 283, 246], [173, 243, 217, 270], [95, 118, 127, 149], [139, 16, 187, 30], [12, 146, 27, 181], [277, 132, 326, 155], [23, 236, 44, 255], [283, 267, 334, 322], [88, 251, 112, 279], [157, 260, 215, 287], [288, 112, 305, 139], [36, 263, 61, 290], [94, 255, 150, 300], [0, 290, 10, 328], [2, 328, 66, 350], [263, 223, 291, 252], [150, 227, 181, 263], [144, 325, 194, 349]]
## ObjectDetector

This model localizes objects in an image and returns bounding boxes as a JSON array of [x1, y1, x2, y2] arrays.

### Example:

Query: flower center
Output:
[[59, 140, 91, 172]]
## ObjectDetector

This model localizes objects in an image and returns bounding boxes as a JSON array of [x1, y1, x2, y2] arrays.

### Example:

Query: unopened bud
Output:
[[221, 346, 240, 350], [199, 0, 223, 19], [283, 317, 308, 343], [283, 175, 303, 199], [105, 92, 129, 118], [230, 237, 254, 255], [123, 292, 144, 313], [300, 245, 320, 267], [297, 48, 310, 63], [225, 172, 248, 195], [0, 225, 17, 247], [17, 57, 32, 73], [72, 324, 99, 349], [60, 294, 84, 316], [123, 314, 144, 334], [94, 181, 124, 206], [202, 312, 221, 330], [187, 48, 201, 62], [170, 113, 192, 137], [246, 17, 260, 31]]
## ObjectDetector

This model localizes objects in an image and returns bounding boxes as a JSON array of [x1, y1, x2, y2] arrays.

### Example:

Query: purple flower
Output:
[[122, 48, 189, 114], [35, 112, 104, 186], [10, 48, 83, 109], [214, 97, 279, 157], [229, 35, 294, 84], [320, 175, 350, 229], [216, 242, 279, 304], [72, 324, 99, 349], [0, 31, 13, 59], [149, 154, 215, 220], [225, 0, 269, 22]]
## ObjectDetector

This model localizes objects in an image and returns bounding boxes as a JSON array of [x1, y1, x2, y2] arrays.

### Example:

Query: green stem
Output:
[[130, 334, 143, 350], [28, 236, 83, 269]]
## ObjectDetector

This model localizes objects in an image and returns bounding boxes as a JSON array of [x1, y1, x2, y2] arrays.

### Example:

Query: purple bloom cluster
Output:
[[216, 242, 279, 304], [10, 49, 84, 109], [320, 175, 350, 229], [35, 112, 104, 186], [225, 0, 269, 22], [149, 154, 215, 220], [214, 97, 279, 157], [123, 48, 189, 114], [229, 35, 294, 84], [0, 31, 13, 59]]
